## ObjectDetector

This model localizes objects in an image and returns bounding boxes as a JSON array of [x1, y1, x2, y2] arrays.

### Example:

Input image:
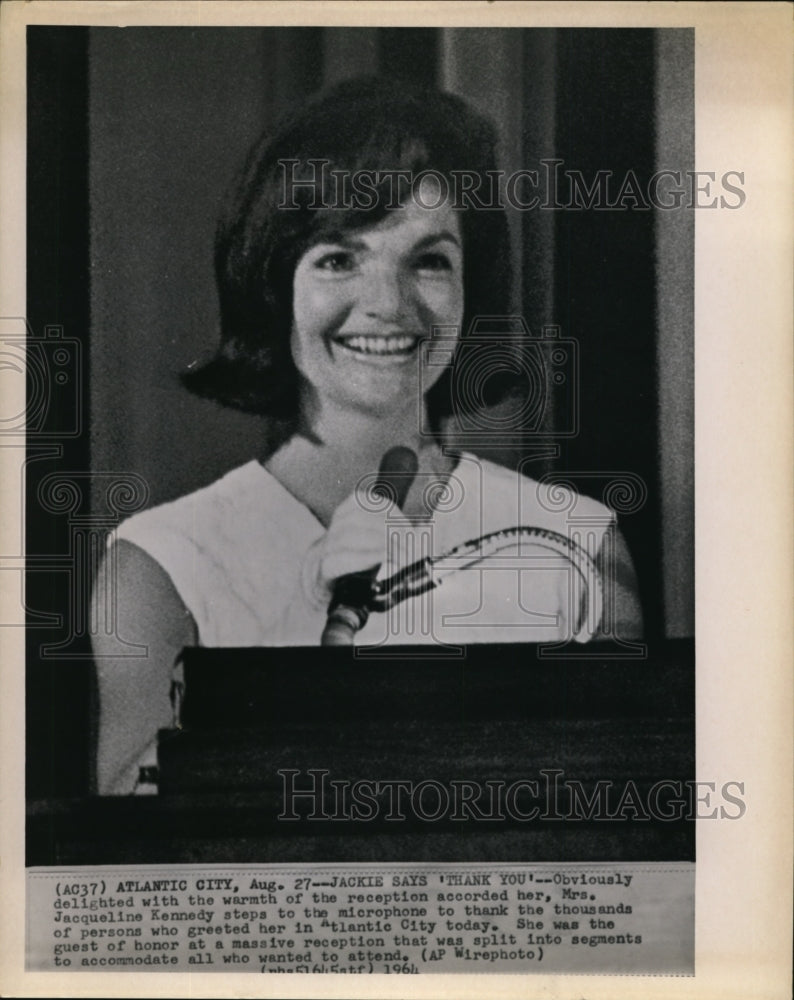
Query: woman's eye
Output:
[[414, 252, 453, 273], [314, 251, 356, 273]]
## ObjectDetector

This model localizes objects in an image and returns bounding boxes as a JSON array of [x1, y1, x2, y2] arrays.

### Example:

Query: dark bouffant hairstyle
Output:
[[183, 76, 513, 432]]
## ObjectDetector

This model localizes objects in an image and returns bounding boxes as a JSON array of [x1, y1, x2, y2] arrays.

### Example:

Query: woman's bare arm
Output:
[[595, 525, 644, 640], [91, 539, 197, 794]]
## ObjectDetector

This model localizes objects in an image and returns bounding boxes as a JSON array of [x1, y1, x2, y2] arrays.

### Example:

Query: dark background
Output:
[[26, 27, 694, 800]]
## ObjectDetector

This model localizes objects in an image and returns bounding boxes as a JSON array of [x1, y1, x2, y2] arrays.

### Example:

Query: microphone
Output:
[[320, 446, 418, 647]]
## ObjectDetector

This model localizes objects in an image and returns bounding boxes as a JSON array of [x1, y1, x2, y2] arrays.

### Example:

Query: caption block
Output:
[[28, 862, 693, 974]]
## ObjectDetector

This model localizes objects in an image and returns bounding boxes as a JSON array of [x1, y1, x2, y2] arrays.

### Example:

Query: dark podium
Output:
[[27, 640, 694, 865]]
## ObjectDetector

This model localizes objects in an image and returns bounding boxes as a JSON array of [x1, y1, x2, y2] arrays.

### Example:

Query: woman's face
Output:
[[290, 195, 464, 420]]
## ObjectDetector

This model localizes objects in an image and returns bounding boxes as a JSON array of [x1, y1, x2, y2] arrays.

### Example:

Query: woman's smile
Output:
[[290, 197, 464, 417], [331, 332, 422, 359]]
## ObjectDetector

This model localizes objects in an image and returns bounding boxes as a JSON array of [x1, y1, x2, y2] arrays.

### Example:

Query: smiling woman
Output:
[[287, 199, 464, 482], [291, 199, 463, 402], [91, 77, 642, 795]]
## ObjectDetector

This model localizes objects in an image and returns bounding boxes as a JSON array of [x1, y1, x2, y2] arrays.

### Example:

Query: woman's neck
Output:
[[263, 395, 454, 526]]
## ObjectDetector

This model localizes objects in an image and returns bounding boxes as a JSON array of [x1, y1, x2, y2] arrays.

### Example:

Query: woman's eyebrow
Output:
[[311, 229, 461, 252], [312, 232, 367, 251], [412, 231, 461, 251]]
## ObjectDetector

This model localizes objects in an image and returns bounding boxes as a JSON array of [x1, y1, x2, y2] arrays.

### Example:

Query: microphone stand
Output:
[[320, 446, 418, 647]]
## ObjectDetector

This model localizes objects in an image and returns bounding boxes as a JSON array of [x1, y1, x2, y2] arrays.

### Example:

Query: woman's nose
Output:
[[359, 265, 411, 324]]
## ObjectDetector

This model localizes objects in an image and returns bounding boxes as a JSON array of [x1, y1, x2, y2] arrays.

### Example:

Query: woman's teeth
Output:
[[336, 335, 418, 356]]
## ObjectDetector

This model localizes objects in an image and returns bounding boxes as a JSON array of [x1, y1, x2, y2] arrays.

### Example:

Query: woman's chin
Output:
[[298, 368, 436, 427], [346, 392, 421, 421], [322, 381, 422, 421]]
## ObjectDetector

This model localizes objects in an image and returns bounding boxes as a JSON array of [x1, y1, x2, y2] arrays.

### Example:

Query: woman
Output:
[[92, 78, 642, 794]]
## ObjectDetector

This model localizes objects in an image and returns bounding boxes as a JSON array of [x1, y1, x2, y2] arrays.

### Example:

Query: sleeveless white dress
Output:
[[115, 453, 614, 648], [105, 453, 616, 793]]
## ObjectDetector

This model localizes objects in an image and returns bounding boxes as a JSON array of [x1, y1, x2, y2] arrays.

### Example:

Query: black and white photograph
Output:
[[2, 2, 792, 996]]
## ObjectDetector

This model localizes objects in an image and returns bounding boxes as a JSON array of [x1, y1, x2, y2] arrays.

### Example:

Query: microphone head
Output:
[[373, 446, 419, 509]]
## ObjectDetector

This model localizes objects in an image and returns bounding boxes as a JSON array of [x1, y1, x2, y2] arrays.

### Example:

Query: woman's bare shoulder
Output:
[[92, 539, 197, 653]]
